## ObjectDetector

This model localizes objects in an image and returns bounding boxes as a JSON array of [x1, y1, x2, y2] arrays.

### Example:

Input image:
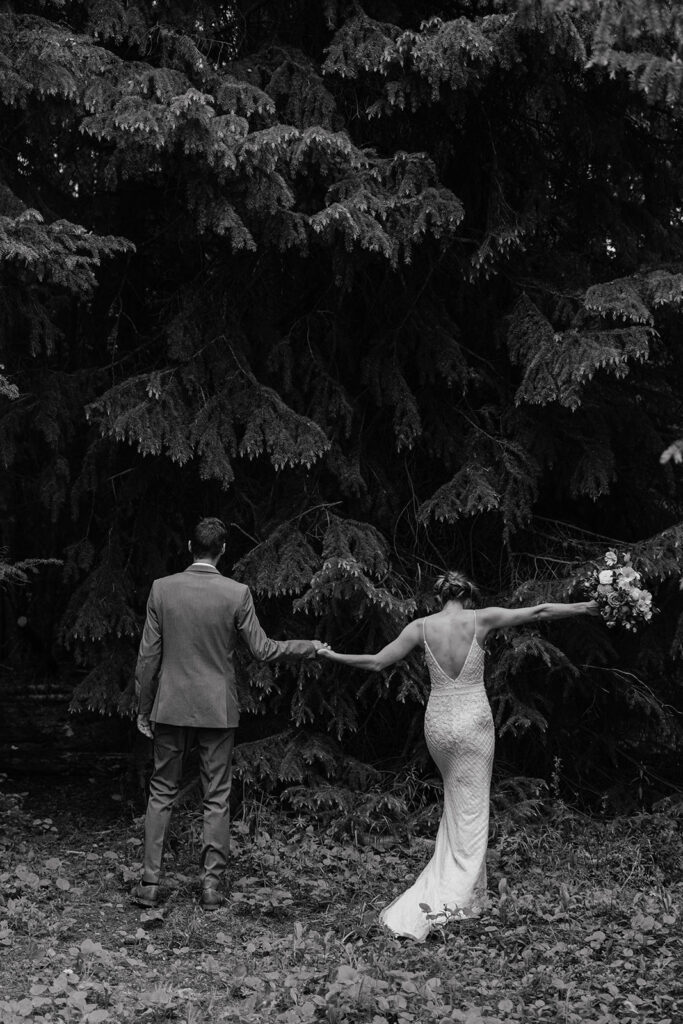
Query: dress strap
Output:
[[422, 617, 427, 645]]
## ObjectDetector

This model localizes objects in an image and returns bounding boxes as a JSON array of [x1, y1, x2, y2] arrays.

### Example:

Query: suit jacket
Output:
[[135, 563, 316, 728]]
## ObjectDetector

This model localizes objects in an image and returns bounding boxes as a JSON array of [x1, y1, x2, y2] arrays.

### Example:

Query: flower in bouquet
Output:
[[583, 550, 654, 631]]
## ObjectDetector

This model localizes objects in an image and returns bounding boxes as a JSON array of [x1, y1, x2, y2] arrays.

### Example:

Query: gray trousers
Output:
[[142, 724, 236, 888]]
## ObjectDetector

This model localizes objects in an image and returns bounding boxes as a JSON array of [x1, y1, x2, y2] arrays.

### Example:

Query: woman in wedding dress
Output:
[[319, 572, 599, 941]]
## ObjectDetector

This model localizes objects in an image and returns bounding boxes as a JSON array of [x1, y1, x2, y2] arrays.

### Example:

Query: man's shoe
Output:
[[201, 887, 226, 912], [132, 881, 159, 908]]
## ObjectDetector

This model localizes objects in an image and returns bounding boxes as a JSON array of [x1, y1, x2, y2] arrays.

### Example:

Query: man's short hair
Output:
[[191, 517, 227, 558]]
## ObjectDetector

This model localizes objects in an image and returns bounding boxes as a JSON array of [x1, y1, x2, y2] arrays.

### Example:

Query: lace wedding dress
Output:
[[379, 613, 495, 941]]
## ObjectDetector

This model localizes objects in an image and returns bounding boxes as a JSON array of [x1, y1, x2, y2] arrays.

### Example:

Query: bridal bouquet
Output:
[[583, 550, 653, 631]]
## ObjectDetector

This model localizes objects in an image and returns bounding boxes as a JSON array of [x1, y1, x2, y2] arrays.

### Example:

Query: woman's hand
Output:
[[312, 620, 422, 671], [586, 600, 601, 617], [312, 640, 331, 655]]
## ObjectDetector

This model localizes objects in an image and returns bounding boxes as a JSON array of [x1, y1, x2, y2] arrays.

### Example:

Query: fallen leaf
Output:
[[80, 938, 104, 956], [138, 985, 175, 1007], [86, 1010, 110, 1023]]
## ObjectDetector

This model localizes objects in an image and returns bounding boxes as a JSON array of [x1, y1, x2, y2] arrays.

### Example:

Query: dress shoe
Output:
[[132, 881, 159, 907], [201, 887, 226, 911]]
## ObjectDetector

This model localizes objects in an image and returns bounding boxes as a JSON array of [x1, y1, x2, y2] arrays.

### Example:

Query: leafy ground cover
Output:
[[0, 777, 681, 1024]]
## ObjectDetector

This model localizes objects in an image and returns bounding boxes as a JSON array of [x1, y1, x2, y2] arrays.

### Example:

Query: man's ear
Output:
[[188, 541, 192, 555]]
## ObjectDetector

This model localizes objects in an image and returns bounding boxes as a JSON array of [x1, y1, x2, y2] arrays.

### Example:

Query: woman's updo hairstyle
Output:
[[434, 571, 481, 609]]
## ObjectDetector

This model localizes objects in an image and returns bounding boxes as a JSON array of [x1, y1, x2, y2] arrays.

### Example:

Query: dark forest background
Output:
[[1, 0, 683, 813]]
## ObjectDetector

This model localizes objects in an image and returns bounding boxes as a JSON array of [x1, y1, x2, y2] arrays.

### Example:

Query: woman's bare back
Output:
[[421, 608, 484, 679]]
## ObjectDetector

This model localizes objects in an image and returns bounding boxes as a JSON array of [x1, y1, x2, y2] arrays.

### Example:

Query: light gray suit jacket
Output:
[[135, 563, 316, 728]]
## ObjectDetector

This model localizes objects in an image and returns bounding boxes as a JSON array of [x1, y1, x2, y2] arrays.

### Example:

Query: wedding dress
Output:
[[379, 612, 495, 941]]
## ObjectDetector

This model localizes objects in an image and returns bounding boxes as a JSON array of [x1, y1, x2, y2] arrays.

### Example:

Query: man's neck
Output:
[[192, 558, 219, 568]]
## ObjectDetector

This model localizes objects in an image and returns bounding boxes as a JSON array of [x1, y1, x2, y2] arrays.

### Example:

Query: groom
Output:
[[133, 517, 325, 911]]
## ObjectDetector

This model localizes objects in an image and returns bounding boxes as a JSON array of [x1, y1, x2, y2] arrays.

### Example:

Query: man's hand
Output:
[[137, 714, 154, 739], [312, 640, 330, 655]]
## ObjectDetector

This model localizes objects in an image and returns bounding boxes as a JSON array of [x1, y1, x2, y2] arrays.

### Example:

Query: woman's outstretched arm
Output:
[[478, 600, 600, 632], [318, 620, 422, 672]]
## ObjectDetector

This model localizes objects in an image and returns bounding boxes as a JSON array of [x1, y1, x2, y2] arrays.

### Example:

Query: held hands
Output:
[[312, 640, 335, 657], [586, 600, 601, 617]]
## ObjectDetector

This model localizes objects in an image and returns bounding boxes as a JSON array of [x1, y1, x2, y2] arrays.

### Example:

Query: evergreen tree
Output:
[[1, 0, 682, 801]]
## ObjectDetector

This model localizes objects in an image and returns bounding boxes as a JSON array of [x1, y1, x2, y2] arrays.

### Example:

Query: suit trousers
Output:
[[142, 724, 236, 889]]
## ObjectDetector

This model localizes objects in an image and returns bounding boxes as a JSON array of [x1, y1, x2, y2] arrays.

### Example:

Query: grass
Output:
[[0, 777, 681, 1024]]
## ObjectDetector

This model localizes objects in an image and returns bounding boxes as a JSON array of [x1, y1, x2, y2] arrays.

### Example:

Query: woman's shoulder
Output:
[[475, 605, 503, 622], [406, 616, 429, 630], [419, 609, 474, 631], [403, 615, 435, 640]]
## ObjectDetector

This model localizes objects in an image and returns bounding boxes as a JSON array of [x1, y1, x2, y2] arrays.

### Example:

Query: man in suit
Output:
[[132, 516, 325, 911]]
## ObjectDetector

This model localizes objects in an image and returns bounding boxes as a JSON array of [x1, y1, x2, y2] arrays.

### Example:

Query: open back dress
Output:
[[379, 612, 495, 941]]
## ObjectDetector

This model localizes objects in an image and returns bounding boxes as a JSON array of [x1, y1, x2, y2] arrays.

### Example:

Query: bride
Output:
[[319, 571, 599, 941]]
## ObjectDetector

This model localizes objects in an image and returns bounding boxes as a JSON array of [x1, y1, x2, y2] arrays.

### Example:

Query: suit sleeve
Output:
[[135, 583, 163, 716], [235, 587, 316, 662]]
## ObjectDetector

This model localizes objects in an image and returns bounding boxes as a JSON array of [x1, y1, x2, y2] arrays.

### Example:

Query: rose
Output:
[[607, 593, 622, 607], [598, 570, 614, 585], [605, 551, 618, 565]]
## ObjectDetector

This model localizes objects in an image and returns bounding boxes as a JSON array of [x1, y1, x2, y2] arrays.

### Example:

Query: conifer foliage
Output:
[[1, 0, 683, 799]]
